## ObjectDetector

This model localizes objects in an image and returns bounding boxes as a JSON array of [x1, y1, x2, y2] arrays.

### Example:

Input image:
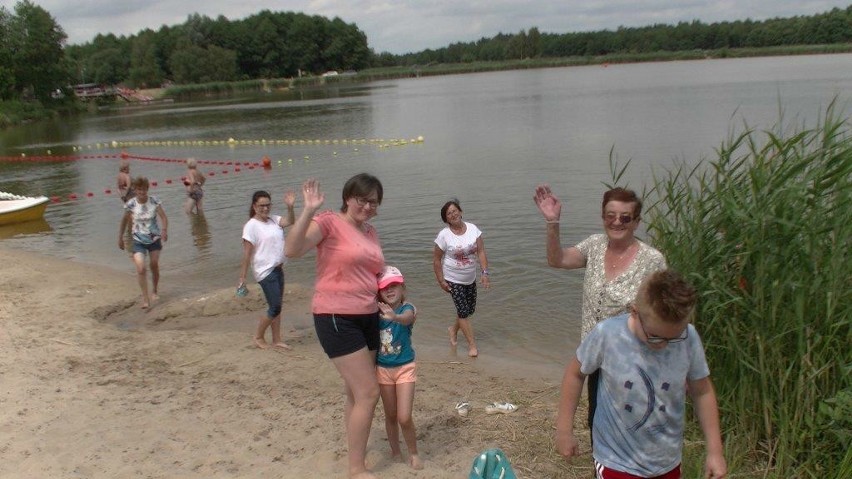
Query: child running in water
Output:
[[376, 265, 423, 470]]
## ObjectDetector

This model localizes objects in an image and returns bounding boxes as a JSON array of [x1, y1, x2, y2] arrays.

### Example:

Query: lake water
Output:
[[1, 54, 849, 380]]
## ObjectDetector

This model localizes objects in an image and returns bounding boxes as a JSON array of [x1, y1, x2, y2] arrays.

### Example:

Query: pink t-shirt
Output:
[[312, 210, 384, 314]]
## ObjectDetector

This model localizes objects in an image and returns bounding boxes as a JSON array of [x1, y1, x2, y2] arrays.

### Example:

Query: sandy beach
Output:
[[0, 246, 591, 478]]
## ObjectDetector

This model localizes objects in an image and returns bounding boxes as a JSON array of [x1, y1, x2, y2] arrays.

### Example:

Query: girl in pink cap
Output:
[[376, 265, 422, 470]]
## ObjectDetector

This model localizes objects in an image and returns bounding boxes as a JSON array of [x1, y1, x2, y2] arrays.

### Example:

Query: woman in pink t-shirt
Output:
[[285, 173, 385, 479]]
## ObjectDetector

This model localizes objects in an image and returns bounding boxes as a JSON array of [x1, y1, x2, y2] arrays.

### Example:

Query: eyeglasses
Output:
[[634, 307, 688, 345], [255, 202, 272, 209], [354, 197, 380, 209], [604, 213, 636, 224]]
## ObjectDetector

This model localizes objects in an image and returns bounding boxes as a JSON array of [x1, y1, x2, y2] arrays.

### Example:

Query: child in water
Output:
[[376, 265, 423, 470]]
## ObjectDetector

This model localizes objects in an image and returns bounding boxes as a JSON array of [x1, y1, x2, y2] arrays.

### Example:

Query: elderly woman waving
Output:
[[534, 185, 666, 437]]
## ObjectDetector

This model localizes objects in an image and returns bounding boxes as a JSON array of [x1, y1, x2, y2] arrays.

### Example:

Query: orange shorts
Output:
[[376, 362, 417, 385]]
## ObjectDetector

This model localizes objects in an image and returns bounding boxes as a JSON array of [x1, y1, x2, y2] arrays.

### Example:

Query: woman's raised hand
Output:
[[283, 190, 296, 208], [301, 178, 324, 211], [534, 184, 562, 222]]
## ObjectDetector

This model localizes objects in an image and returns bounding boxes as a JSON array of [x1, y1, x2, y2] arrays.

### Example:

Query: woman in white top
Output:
[[239, 189, 295, 349], [433, 199, 490, 357]]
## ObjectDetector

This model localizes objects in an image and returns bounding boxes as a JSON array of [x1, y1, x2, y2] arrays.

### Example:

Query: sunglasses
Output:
[[603, 213, 636, 224]]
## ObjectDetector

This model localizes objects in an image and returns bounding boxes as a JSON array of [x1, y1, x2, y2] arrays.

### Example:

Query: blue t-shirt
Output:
[[577, 314, 710, 476], [377, 302, 416, 367]]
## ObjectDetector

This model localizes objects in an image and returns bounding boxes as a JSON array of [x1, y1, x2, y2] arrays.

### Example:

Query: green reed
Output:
[[636, 102, 851, 477]]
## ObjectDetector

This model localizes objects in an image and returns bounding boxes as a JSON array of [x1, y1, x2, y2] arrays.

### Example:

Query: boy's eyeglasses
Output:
[[634, 307, 688, 344], [354, 197, 380, 208], [603, 213, 636, 224]]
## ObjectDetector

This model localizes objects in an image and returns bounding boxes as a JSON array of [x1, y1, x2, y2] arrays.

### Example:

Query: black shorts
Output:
[[313, 312, 380, 359]]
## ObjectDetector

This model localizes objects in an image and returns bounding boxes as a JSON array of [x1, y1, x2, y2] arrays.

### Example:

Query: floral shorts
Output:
[[447, 281, 477, 318]]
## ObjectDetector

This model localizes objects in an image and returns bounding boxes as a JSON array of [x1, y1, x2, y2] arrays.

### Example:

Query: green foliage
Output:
[[389, 6, 852, 65], [0, 98, 58, 126], [128, 32, 164, 88], [65, 10, 370, 86], [638, 103, 852, 477], [3, 0, 66, 102], [169, 41, 238, 84], [86, 47, 128, 85]]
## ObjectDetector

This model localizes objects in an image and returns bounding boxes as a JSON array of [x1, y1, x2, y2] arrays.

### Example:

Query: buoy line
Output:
[[40, 153, 292, 206], [84, 136, 425, 150]]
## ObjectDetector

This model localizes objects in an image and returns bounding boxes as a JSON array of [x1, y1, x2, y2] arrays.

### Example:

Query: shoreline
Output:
[[0, 246, 587, 478]]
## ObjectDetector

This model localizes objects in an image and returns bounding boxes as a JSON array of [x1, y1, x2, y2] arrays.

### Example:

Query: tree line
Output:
[[384, 6, 852, 66], [1, 0, 851, 104], [64, 10, 371, 88]]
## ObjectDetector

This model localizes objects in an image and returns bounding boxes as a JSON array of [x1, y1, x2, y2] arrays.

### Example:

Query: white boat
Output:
[[0, 191, 50, 226]]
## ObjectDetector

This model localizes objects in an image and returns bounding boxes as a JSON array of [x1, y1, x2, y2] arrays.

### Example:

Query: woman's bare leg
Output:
[[331, 348, 379, 478], [254, 315, 273, 348], [448, 320, 459, 346], [270, 315, 290, 349], [457, 318, 477, 357]]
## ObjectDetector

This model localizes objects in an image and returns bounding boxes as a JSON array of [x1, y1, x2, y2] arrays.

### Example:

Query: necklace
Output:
[[608, 241, 636, 269]]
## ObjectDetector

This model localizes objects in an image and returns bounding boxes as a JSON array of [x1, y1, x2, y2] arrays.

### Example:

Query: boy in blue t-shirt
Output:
[[555, 270, 726, 479], [376, 266, 423, 470]]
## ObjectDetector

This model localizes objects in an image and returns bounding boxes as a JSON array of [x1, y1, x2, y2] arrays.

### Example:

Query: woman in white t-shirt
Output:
[[433, 199, 490, 357], [239, 189, 295, 349]]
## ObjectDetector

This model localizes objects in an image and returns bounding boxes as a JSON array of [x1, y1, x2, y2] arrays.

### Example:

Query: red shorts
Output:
[[595, 462, 681, 479]]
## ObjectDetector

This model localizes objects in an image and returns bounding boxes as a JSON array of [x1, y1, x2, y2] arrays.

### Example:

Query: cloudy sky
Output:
[[3, 0, 848, 54]]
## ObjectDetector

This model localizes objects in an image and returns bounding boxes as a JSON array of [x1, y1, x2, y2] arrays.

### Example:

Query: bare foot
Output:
[[448, 326, 458, 346], [140, 302, 149, 309], [151, 293, 160, 302], [468, 346, 478, 358], [254, 338, 270, 349], [409, 454, 424, 470], [273, 342, 292, 351]]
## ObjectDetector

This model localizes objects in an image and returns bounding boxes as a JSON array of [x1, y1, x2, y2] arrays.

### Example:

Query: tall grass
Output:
[[636, 103, 851, 477]]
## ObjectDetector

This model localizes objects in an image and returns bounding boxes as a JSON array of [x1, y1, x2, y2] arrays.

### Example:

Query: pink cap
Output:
[[378, 265, 404, 289]]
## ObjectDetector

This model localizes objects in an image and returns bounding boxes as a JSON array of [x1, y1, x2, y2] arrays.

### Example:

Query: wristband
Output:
[[545, 219, 560, 224], [481, 269, 489, 276]]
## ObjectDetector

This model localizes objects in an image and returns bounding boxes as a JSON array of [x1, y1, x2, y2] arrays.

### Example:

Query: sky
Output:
[[2, 0, 849, 55]]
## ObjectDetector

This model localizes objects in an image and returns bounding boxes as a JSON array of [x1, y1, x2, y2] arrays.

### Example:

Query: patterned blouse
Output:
[[575, 234, 667, 339]]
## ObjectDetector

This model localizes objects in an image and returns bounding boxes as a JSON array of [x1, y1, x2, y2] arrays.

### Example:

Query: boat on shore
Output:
[[0, 192, 50, 226]]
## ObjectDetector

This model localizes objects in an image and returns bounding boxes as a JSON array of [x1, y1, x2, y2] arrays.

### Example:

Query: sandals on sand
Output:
[[455, 401, 472, 417], [485, 402, 518, 415]]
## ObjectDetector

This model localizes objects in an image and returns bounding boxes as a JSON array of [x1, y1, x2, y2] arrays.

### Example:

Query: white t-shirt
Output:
[[434, 222, 482, 285], [242, 215, 287, 282]]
